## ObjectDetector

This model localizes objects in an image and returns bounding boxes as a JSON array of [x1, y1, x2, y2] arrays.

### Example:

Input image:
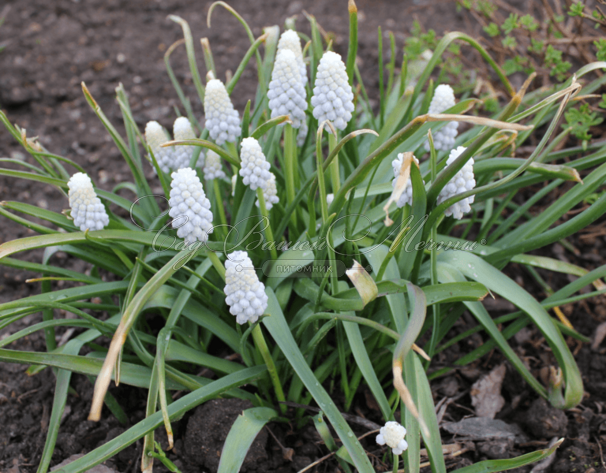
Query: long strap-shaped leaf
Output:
[[263, 288, 375, 473], [0, 230, 225, 260], [439, 251, 583, 408], [37, 339, 85, 473], [50, 366, 266, 473], [88, 250, 200, 421], [217, 407, 278, 473]]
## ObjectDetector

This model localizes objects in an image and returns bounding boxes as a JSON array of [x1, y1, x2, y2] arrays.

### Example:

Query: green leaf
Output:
[[439, 251, 583, 408], [451, 439, 563, 473], [49, 367, 267, 472], [263, 288, 375, 473], [217, 407, 278, 473]]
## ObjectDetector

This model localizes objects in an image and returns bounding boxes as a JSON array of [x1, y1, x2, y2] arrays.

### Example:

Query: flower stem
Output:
[[284, 124, 297, 229], [392, 453, 399, 473], [213, 178, 228, 240], [328, 131, 340, 193], [256, 187, 278, 261], [207, 251, 225, 281], [251, 323, 286, 414]]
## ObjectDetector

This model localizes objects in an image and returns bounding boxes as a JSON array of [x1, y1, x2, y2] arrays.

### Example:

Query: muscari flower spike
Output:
[[145, 120, 174, 174], [391, 153, 420, 208], [224, 250, 268, 325], [239, 137, 272, 190], [277, 29, 307, 85], [267, 49, 308, 128], [203, 150, 226, 180], [204, 79, 241, 145], [297, 120, 308, 147], [68, 173, 110, 231], [376, 421, 408, 455], [311, 51, 354, 130], [256, 172, 279, 210], [424, 84, 459, 152], [437, 146, 476, 220], [168, 168, 214, 243], [172, 117, 202, 170]]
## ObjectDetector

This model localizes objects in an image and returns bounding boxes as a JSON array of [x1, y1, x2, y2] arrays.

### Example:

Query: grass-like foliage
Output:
[[1, 1, 605, 472]]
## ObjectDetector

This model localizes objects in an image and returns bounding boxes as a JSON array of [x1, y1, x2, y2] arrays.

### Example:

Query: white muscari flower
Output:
[[326, 193, 334, 205], [267, 50, 308, 128], [145, 121, 174, 174], [424, 84, 459, 152], [239, 137, 271, 190], [172, 117, 202, 170], [391, 153, 420, 208], [297, 120, 308, 147], [224, 250, 268, 325], [277, 29, 307, 85], [256, 172, 279, 210], [437, 146, 476, 220], [376, 421, 408, 455], [203, 150, 226, 180], [168, 168, 214, 243], [204, 79, 241, 145], [68, 173, 109, 231], [310, 51, 354, 130]]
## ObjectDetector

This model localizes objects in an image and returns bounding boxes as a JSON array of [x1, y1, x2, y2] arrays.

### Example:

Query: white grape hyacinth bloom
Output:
[[297, 120, 308, 147], [256, 172, 279, 210], [204, 79, 241, 145], [68, 173, 109, 231], [239, 137, 272, 190], [224, 251, 268, 325], [172, 117, 202, 170], [267, 49, 308, 128], [311, 51, 354, 130], [424, 84, 459, 152], [277, 29, 307, 85], [437, 146, 476, 220], [391, 153, 420, 208], [145, 121, 174, 174], [203, 150, 226, 180], [376, 421, 408, 455], [168, 168, 214, 243]]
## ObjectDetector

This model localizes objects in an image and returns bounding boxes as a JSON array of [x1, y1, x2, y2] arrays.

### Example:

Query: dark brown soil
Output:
[[1, 0, 606, 472]]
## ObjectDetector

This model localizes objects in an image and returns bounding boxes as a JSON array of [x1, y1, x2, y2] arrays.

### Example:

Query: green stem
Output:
[[251, 323, 286, 413], [392, 453, 399, 473], [256, 187, 278, 261], [213, 179, 228, 240], [328, 132, 340, 194], [208, 251, 226, 280], [284, 124, 297, 229]]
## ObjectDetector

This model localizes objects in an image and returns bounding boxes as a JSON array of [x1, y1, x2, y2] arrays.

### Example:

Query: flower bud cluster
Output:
[[437, 146, 476, 219], [277, 30, 307, 85], [172, 117, 199, 170], [267, 49, 308, 128], [145, 118, 202, 173], [224, 251, 268, 325], [204, 79, 241, 145], [424, 84, 459, 152], [168, 168, 214, 243], [203, 150, 226, 180], [376, 421, 408, 455], [311, 51, 354, 130], [256, 172, 279, 210], [68, 173, 109, 231], [239, 137, 271, 190]]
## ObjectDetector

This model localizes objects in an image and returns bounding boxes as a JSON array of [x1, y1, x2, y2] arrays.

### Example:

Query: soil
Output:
[[1, 0, 606, 472]]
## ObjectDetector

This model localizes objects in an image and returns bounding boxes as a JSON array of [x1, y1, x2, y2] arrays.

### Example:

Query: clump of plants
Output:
[[1, 1, 605, 472]]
